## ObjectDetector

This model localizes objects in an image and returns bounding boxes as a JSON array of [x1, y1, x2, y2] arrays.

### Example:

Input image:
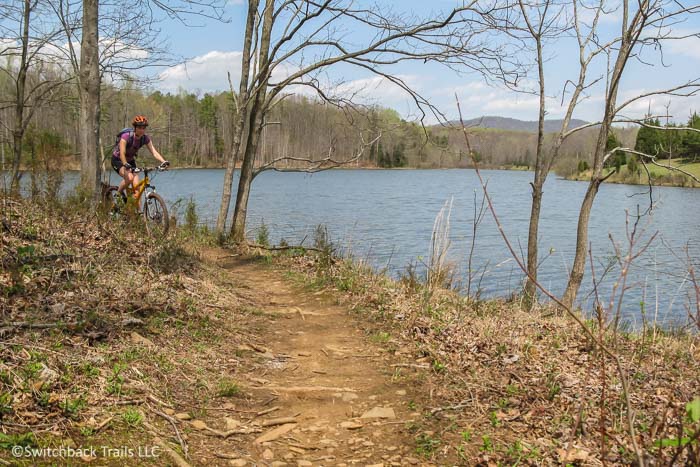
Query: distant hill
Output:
[[448, 116, 590, 133]]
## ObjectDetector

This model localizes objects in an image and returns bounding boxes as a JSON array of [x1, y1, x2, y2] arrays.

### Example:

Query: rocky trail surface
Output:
[[171, 253, 436, 467]]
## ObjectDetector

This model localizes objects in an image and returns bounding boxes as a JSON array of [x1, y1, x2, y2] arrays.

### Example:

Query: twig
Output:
[[151, 409, 188, 459], [144, 422, 191, 467], [430, 402, 470, 415], [203, 426, 262, 438], [0, 322, 75, 329], [214, 453, 243, 460], [260, 416, 297, 427], [95, 416, 114, 432], [255, 406, 280, 417]]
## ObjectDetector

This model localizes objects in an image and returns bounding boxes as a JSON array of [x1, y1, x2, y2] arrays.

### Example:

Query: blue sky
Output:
[[154, 0, 700, 125]]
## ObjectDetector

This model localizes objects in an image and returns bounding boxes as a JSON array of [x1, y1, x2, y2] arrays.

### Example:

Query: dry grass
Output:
[[0, 196, 261, 465], [281, 253, 700, 465]]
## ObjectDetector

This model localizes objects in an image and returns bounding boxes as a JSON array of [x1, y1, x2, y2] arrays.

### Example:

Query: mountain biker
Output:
[[112, 115, 169, 199]]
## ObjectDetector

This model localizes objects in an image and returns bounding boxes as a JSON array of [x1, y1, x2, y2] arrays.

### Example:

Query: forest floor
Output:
[[1, 196, 699, 466]]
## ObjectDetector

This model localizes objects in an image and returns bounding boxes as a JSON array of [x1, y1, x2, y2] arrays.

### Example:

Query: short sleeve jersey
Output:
[[112, 132, 151, 162]]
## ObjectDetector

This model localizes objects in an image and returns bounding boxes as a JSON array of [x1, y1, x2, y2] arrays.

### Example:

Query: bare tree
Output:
[[219, 0, 521, 241], [45, 0, 226, 198], [215, 0, 259, 235], [483, 0, 625, 308], [0, 0, 68, 192], [562, 0, 700, 308]]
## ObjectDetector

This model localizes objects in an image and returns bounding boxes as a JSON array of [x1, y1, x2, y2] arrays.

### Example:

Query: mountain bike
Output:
[[103, 165, 170, 236]]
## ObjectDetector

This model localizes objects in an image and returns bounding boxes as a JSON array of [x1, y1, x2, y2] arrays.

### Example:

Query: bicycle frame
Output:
[[125, 169, 153, 206]]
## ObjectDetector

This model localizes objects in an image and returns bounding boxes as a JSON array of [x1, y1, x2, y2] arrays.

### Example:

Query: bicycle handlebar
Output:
[[131, 165, 169, 174]]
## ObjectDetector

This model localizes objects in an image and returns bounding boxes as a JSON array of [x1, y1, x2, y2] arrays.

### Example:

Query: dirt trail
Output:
[[186, 254, 433, 466]]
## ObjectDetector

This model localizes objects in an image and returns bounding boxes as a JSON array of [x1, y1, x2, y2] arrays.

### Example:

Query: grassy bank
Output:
[[567, 158, 700, 188]]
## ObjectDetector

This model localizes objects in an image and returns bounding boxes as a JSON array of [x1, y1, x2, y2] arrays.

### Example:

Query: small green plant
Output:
[[505, 440, 524, 461], [489, 410, 501, 427], [80, 426, 95, 437], [431, 359, 446, 373], [655, 398, 700, 455], [35, 390, 51, 407], [107, 363, 126, 396], [80, 363, 100, 378], [255, 220, 270, 247], [0, 432, 36, 449], [415, 433, 441, 457], [313, 224, 334, 270], [461, 429, 472, 442], [480, 435, 494, 452], [545, 371, 561, 401], [370, 332, 391, 343], [61, 396, 86, 418], [122, 408, 143, 427], [216, 379, 240, 397], [184, 197, 198, 231], [0, 392, 13, 416]]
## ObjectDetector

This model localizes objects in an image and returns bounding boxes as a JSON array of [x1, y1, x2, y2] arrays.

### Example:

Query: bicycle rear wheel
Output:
[[143, 192, 169, 236]]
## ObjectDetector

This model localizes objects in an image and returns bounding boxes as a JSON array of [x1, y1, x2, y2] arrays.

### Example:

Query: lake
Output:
[[7, 168, 700, 328]]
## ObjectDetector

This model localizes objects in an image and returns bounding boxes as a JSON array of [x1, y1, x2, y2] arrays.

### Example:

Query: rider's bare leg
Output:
[[117, 168, 139, 195]]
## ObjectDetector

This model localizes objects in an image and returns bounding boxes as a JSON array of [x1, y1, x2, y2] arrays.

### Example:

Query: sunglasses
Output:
[[134, 124, 148, 128]]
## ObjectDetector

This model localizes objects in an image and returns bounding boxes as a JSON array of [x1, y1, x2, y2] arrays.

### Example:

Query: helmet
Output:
[[132, 115, 148, 127]]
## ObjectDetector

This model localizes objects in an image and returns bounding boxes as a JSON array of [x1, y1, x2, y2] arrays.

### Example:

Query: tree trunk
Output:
[[523, 35, 546, 309], [561, 2, 636, 308], [230, 0, 273, 243], [10, 0, 31, 193], [78, 0, 101, 199], [561, 176, 601, 308], [524, 184, 542, 304], [216, 0, 259, 235]]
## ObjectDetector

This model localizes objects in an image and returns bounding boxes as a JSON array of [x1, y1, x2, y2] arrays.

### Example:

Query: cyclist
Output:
[[112, 115, 169, 200]]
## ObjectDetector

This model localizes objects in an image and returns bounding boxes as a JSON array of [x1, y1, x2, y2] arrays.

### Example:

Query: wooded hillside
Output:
[[0, 73, 639, 172]]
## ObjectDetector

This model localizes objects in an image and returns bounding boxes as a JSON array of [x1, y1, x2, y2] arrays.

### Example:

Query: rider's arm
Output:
[[146, 140, 166, 164]]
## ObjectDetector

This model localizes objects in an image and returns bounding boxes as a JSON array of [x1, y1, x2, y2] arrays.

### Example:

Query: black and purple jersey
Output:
[[112, 132, 151, 162]]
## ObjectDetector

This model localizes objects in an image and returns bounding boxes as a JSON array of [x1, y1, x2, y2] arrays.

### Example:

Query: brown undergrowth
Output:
[[0, 196, 269, 465], [277, 253, 700, 465], [1, 194, 699, 465]]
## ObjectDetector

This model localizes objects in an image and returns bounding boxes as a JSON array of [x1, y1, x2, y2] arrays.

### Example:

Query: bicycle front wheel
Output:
[[143, 192, 169, 236]]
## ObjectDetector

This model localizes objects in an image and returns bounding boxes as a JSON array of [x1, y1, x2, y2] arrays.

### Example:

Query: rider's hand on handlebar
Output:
[[124, 162, 133, 171], [159, 161, 170, 171]]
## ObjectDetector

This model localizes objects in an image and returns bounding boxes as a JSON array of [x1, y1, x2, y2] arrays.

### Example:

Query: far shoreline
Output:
[[8, 164, 699, 189]]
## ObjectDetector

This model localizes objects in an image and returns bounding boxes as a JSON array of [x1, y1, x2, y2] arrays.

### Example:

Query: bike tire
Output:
[[143, 192, 169, 236]]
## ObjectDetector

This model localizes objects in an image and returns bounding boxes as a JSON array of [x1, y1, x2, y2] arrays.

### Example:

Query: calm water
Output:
[[7, 169, 700, 327]]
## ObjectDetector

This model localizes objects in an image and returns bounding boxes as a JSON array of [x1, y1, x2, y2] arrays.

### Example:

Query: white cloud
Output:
[[666, 33, 700, 61], [333, 75, 422, 102], [158, 50, 243, 92]]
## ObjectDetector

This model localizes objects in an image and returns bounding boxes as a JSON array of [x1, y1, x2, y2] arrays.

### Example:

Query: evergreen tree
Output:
[[605, 130, 626, 169], [634, 118, 662, 155], [681, 112, 700, 161]]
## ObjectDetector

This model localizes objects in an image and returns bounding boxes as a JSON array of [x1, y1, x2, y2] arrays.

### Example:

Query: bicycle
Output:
[[103, 165, 170, 236]]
